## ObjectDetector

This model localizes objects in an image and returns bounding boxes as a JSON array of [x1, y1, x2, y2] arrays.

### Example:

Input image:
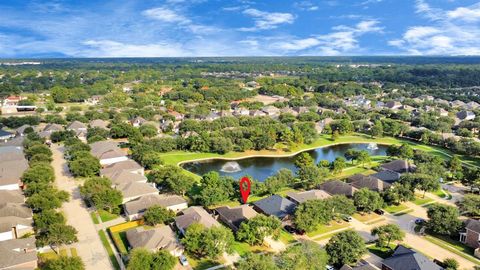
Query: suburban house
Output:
[[168, 111, 184, 121], [89, 119, 110, 130], [0, 190, 32, 242], [125, 226, 183, 257], [380, 160, 416, 174], [0, 238, 37, 270], [42, 123, 64, 134], [252, 195, 296, 221], [450, 100, 466, 108], [0, 217, 33, 242], [385, 101, 402, 110], [174, 206, 220, 235], [460, 219, 480, 258], [109, 170, 148, 186], [67, 121, 88, 141], [130, 116, 147, 127], [124, 194, 188, 221], [347, 174, 392, 192], [214, 205, 258, 232], [116, 181, 158, 204], [286, 190, 331, 204], [0, 146, 29, 190], [341, 262, 379, 270], [381, 245, 442, 270], [0, 130, 14, 142], [370, 170, 402, 183], [320, 180, 358, 197], [100, 159, 144, 178], [262, 106, 280, 117], [89, 141, 128, 166]]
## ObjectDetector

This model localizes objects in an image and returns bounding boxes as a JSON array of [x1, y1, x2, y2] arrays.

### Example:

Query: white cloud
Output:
[[239, 8, 294, 31], [142, 7, 190, 24], [82, 40, 189, 57], [270, 20, 383, 55], [390, 1, 480, 55], [294, 1, 319, 11]]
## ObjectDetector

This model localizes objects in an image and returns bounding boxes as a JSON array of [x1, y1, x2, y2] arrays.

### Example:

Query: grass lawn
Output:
[[110, 231, 129, 254], [98, 210, 119, 223], [307, 221, 350, 238], [187, 256, 225, 270], [279, 229, 297, 245], [98, 230, 121, 270], [70, 248, 78, 256], [367, 243, 396, 259], [383, 204, 409, 214], [90, 212, 99, 224], [352, 212, 383, 223], [424, 234, 480, 265], [432, 188, 452, 200], [412, 195, 434, 206], [231, 241, 270, 256]]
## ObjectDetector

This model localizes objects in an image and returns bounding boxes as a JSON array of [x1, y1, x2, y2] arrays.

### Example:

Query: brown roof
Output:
[[90, 141, 126, 160], [175, 206, 220, 232], [381, 160, 415, 173], [0, 238, 37, 269], [100, 160, 143, 178], [320, 180, 358, 197], [124, 194, 187, 216], [347, 174, 391, 192], [89, 119, 110, 129], [0, 190, 25, 204], [0, 216, 32, 232], [67, 121, 87, 130], [286, 189, 331, 204], [0, 203, 32, 219], [126, 226, 182, 252], [215, 205, 258, 231], [109, 171, 147, 186], [116, 182, 158, 200]]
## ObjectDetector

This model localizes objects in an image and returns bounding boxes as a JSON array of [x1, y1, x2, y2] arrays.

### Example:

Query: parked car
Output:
[[415, 218, 425, 225], [374, 209, 385, 215], [342, 215, 353, 222], [326, 265, 335, 270], [284, 225, 296, 234], [179, 255, 189, 266]]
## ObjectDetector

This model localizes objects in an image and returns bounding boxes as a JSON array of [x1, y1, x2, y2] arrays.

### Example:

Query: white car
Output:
[[179, 255, 189, 266], [326, 265, 335, 270]]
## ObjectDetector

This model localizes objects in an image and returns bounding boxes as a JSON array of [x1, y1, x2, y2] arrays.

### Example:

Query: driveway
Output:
[[51, 144, 113, 270]]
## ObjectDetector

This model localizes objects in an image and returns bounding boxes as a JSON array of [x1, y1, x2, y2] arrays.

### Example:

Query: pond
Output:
[[182, 143, 388, 181]]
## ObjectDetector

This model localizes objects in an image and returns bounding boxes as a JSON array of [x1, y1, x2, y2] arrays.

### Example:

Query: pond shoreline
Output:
[[177, 141, 387, 166]]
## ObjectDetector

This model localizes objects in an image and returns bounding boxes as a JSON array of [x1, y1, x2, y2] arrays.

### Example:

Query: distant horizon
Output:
[[1, 0, 480, 57]]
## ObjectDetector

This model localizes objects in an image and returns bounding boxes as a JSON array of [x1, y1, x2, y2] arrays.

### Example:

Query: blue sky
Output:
[[1, 0, 480, 57]]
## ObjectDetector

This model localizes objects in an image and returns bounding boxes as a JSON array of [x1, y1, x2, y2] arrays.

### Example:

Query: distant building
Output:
[[89, 141, 128, 166]]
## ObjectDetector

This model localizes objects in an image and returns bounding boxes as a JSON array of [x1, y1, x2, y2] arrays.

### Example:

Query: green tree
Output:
[[294, 200, 333, 232], [294, 152, 314, 169], [236, 253, 278, 270], [357, 150, 371, 168], [41, 255, 85, 270], [443, 258, 459, 270], [181, 223, 234, 259], [139, 124, 158, 138], [237, 215, 282, 245], [148, 165, 194, 196], [326, 195, 356, 219], [33, 210, 66, 232], [37, 223, 78, 253], [370, 121, 383, 138], [26, 188, 69, 212], [127, 248, 176, 270], [427, 204, 461, 235], [21, 163, 55, 185], [326, 230, 366, 267], [353, 188, 384, 213], [277, 241, 328, 270], [68, 156, 101, 177], [195, 172, 235, 206], [371, 224, 404, 248], [458, 194, 480, 216], [25, 144, 52, 159], [382, 182, 414, 205], [297, 166, 328, 189], [143, 206, 175, 226], [330, 157, 346, 174], [344, 149, 360, 164], [79, 177, 123, 214]]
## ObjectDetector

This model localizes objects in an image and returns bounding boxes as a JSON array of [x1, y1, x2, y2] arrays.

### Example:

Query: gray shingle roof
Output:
[[0, 216, 32, 233], [382, 245, 443, 270], [286, 189, 331, 204], [109, 170, 147, 186], [0, 190, 25, 204], [465, 219, 480, 234], [126, 226, 181, 252], [320, 180, 358, 197], [175, 206, 220, 232], [100, 160, 143, 178], [380, 160, 415, 173], [0, 203, 32, 219], [124, 194, 187, 216], [370, 170, 401, 183], [0, 148, 29, 186], [347, 174, 391, 192], [116, 182, 158, 200], [215, 205, 258, 231], [0, 238, 37, 269], [90, 141, 126, 160], [252, 195, 296, 219]]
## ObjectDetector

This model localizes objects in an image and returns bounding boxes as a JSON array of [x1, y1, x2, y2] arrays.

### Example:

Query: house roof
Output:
[[124, 194, 187, 216], [214, 205, 258, 231], [67, 120, 87, 130], [126, 226, 181, 252], [320, 180, 358, 197], [109, 171, 147, 186], [380, 160, 414, 173], [465, 219, 480, 233], [286, 189, 331, 204], [0, 159, 29, 186], [0, 238, 37, 269], [347, 174, 391, 192], [0, 190, 25, 204], [175, 206, 220, 232], [116, 182, 158, 200], [89, 119, 110, 129], [0, 136, 25, 147], [340, 263, 378, 270], [382, 245, 442, 270], [100, 160, 143, 178], [0, 203, 32, 219], [0, 216, 32, 233], [370, 170, 401, 183], [90, 141, 126, 160], [252, 194, 296, 219], [43, 123, 64, 132], [0, 146, 25, 162], [456, 110, 475, 120], [0, 129, 14, 138], [15, 124, 32, 135]]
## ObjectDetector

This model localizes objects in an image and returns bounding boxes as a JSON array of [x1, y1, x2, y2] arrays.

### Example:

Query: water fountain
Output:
[[220, 161, 242, 173], [367, 142, 378, 150]]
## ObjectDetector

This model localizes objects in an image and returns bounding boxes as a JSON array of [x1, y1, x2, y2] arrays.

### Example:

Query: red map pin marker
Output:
[[239, 177, 251, 204]]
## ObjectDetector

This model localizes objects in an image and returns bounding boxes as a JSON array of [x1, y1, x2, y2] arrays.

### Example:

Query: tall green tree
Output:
[[427, 204, 461, 235], [237, 215, 282, 245], [41, 255, 85, 270], [326, 230, 366, 267], [371, 224, 404, 248], [353, 188, 384, 213], [181, 223, 234, 259], [277, 241, 328, 270]]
